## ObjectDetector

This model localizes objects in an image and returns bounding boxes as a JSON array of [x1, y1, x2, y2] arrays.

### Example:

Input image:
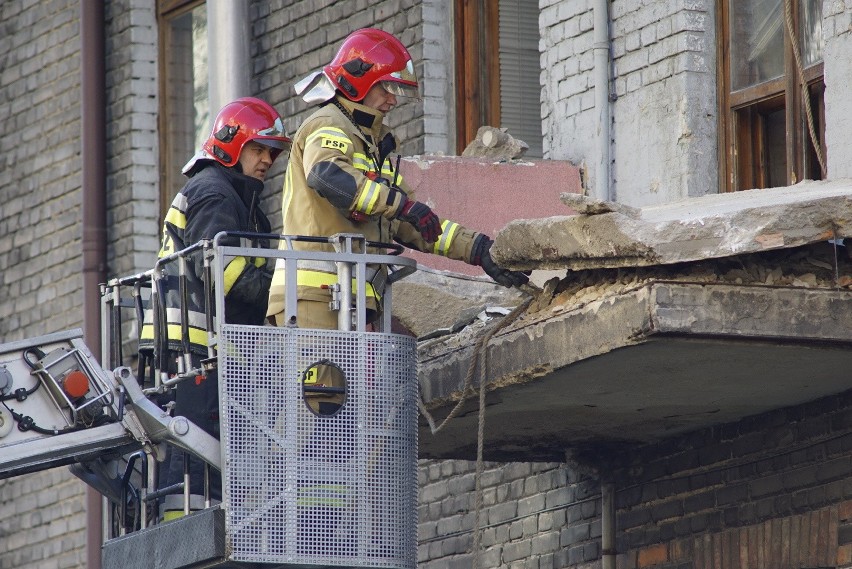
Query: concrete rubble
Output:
[[392, 267, 525, 339], [494, 179, 852, 271], [407, 180, 852, 461]]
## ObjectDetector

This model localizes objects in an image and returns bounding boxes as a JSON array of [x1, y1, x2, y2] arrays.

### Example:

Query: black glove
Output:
[[398, 199, 443, 243], [472, 235, 529, 288]]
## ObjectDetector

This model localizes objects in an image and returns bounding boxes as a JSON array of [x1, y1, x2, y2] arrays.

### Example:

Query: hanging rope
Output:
[[417, 297, 534, 435], [416, 294, 534, 568], [471, 335, 489, 569], [783, 0, 827, 178]]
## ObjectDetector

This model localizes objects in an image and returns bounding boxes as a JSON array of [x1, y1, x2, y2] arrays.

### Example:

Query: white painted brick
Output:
[[640, 24, 657, 47], [656, 15, 674, 40], [618, 49, 650, 75], [540, 3, 560, 27], [649, 35, 678, 64], [626, 71, 643, 93], [625, 30, 641, 52]]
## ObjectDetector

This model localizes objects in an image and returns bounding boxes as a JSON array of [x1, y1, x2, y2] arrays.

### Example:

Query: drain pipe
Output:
[[593, 0, 612, 201], [81, 1, 107, 568], [207, 0, 251, 113], [602, 480, 616, 569]]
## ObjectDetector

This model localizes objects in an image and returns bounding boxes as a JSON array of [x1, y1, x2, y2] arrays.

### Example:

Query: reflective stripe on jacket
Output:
[[140, 162, 273, 356], [267, 95, 480, 318]]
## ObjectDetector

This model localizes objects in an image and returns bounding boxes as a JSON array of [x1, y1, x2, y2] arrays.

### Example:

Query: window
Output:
[[718, 0, 824, 192], [454, 0, 542, 157], [157, 0, 209, 219]]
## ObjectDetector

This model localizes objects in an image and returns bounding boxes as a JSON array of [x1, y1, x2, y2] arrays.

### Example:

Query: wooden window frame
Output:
[[716, 0, 825, 193], [454, 0, 500, 153], [156, 0, 205, 221]]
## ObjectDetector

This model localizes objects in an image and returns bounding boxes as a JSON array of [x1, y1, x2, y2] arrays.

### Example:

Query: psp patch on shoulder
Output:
[[321, 137, 348, 153]]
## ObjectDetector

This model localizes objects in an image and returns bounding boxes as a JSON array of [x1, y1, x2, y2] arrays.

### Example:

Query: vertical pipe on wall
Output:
[[207, 0, 251, 113], [593, 0, 612, 201], [81, 1, 107, 567], [602, 481, 616, 569]]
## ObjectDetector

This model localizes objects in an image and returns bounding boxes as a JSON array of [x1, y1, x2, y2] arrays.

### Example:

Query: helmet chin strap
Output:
[[331, 99, 382, 171]]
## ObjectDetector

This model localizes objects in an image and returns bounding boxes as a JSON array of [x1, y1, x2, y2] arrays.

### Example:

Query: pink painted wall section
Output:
[[398, 156, 582, 275]]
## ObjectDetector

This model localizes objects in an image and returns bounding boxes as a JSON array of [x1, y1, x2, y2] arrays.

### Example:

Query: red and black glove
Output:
[[398, 198, 443, 243], [472, 235, 530, 288]]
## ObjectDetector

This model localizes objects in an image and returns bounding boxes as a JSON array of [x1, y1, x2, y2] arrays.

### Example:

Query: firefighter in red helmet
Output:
[[322, 27, 419, 101], [268, 28, 528, 333], [139, 97, 291, 519]]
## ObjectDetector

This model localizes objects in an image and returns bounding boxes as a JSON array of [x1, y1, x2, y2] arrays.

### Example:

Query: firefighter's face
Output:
[[362, 84, 397, 113], [238, 141, 275, 180]]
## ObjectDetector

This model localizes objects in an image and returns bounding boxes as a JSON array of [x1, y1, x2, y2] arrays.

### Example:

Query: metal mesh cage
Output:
[[219, 324, 418, 568]]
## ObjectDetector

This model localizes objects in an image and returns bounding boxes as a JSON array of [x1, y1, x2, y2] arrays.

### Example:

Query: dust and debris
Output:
[[461, 126, 529, 161], [419, 241, 852, 355], [560, 193, 641, 218], [518, 241, 852, 323]]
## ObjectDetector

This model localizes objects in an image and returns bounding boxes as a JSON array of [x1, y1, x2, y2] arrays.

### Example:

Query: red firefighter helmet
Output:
[[183, 97, 291, 175], [323, 28, 419, 102]]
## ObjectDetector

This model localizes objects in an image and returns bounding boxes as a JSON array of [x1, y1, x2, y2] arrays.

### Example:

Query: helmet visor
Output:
[[255, 116, 291, 147], [381, 80, 420, 99], [382, 59, 419, 98], [256, 138, 288, 150]]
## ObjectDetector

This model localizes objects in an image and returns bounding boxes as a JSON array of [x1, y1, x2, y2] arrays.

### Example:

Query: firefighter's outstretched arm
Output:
[[302, 121, 442, 242]]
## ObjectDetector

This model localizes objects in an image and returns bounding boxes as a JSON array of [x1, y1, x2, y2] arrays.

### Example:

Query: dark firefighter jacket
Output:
[[267, 95, 482, 318], [140, 161, 272, 356]]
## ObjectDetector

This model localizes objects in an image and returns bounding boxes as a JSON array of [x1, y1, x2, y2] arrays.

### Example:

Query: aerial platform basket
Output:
[[215, 233, 419, 568], [94, 232, 420, 569], [221, 325, 417, 567]]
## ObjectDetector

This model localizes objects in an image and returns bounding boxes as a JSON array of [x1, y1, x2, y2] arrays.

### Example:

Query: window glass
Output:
[[161, 4, 208, 206], [455, 0, 543, 157], [499, 0, 542, 158], [729, 0, 785, 90], [717, 0, 824, 191], [799, 0, 823, 67], [765, 108, 786, 188]]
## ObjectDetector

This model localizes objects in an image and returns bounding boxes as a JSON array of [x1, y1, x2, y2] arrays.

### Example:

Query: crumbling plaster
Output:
[[411, 182, 852, 460], [493, 179, 852, 271]]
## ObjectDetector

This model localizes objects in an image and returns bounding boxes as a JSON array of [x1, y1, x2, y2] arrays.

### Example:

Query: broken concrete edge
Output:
[[416, 281, 852, 410], [404, 154, 543, 168], [559, 193, 640, 218], [495, 180, 852, 271], [392, 264, 530, 339], [417, 283, 655, 408]]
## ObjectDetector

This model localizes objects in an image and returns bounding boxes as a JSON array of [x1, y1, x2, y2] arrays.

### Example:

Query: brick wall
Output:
[[417, 460, 597, 568], [418, 390, 852, 568], [0, 1, 88, 567], [420, 0, 454, 154], [540, 0, 718, 207], [0, 1, 160, 567], [610, 389, 852, 568], [104, 1, 160, 279], [0, 468, 89, 568], [0, 0, 84, 343]]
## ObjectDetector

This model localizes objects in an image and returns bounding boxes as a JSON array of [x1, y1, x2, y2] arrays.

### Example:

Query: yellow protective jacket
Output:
[[267, 95, 481, 319]]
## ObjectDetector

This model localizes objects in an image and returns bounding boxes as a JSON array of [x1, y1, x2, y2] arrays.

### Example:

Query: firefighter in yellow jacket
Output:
[[267, 27, 528, 332]]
